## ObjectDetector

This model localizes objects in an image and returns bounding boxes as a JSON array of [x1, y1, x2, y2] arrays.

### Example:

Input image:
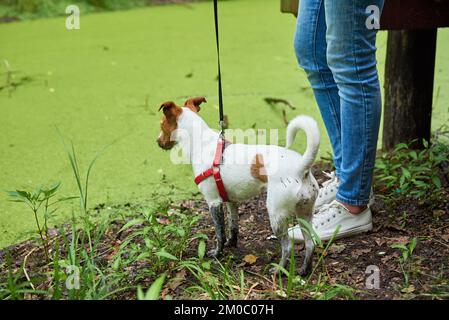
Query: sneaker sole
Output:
[[320, 221, 373, 242], [288, 222, 372, 243]]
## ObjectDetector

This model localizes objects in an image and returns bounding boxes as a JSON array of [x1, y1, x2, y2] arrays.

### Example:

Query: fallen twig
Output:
[[244, 282, 260, 300], [264, 97, 296, 110], [23, 248, 38, 290]]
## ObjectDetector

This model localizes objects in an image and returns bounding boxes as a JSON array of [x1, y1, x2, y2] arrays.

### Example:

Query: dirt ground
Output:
[[1, 167, 448, 300], [177, 168, 449, 300]]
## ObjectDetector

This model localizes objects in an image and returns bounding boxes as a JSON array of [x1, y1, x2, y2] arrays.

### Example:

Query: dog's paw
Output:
[[224, 238, 237, 248], [299, 265, 312, 276], [207, 248, 222, 258]]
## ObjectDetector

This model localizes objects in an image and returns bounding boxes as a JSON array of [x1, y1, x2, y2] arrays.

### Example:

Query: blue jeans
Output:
[[294, 0, 384, 205]]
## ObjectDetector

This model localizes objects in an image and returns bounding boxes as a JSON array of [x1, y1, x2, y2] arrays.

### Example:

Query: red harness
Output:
[[194, 138, 229, 202]]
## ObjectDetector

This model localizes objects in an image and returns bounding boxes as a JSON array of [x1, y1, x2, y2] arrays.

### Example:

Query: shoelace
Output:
[[313, 201, 343, 226], [319, 171, 339, 197]]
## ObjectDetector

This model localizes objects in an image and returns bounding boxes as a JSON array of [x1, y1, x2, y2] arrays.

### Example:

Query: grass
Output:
[[0, 0, 183, 20], [375, 134, 449, 204], [0, 137, 355, 300], [1, 135, 448, 300], [391, 237, 418, 290]]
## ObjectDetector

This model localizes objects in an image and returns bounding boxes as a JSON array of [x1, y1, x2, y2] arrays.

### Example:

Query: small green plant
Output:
[[391, 237, 418, 288], [1, 60, 34, 97], [7, 182, 74, 261], [375, 139, 448, 202], [57, 136, 133, 299], [137, 273, 167, 300], [180, 255, 248, 300], [57, 129, 113, 253], [115, 203, 205, 278], [0, 252, 46, 300]]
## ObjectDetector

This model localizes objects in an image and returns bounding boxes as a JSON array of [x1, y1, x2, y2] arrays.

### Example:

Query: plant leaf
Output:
[[156, 251, 178, 261], [138, 273, 167, 300], [198, 240, 206, 260]]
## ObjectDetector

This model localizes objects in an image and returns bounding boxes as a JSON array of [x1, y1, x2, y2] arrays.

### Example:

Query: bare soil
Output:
[[1, 167, 448, 300]]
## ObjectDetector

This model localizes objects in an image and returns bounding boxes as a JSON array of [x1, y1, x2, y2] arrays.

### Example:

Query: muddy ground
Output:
[[1, 168, 448, 300], [176, 168, 449, 299]]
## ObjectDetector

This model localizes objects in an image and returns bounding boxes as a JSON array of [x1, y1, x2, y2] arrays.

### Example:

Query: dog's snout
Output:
[[156, 137, 175, 150]]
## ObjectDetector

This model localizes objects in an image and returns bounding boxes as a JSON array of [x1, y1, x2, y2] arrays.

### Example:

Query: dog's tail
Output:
[[286, 115, 320, 174]]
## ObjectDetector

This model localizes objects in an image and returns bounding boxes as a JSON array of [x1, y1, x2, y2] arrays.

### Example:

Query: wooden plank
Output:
[[382, 30, 437, 149], [280, 0, 298, 15], [280, 0, 449, 29], [382, 0, 449, 30], [280, 0, 299, 15]]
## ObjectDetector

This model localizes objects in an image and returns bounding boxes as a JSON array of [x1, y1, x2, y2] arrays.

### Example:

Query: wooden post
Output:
[[382, 29, 437, 150], [280, 0, 298, 15]]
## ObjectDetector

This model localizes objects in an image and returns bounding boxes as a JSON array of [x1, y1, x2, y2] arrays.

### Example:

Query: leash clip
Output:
[[219, 120, 225, 138]]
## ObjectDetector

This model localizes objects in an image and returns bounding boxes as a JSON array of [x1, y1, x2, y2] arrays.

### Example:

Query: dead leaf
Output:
[[387, 236, 410, 245], [156, 217, 170, 225], [351, 248, 371, 259], [243, 254, 258, 265], [433, 209, 445, 218], [329, 243, 346, 254], [161, 287, 170, 299], [441, 234, 449, 242], [381, 252, 399, 264], [374, 238, 386, 246], [168, 270, 187, 291]]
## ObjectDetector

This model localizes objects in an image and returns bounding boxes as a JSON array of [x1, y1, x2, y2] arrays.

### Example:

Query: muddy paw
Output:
[[299, 265, 312, 276]]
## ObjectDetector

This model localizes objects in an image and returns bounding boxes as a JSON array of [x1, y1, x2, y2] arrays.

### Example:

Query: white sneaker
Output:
[[315, 171, 339, 209], [315, 171, 375, 209], [288, 200, 373, 242]]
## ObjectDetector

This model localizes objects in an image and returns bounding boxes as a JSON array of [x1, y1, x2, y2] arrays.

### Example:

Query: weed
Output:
[[137, 273, 167, 300], [0, 251, 46, 299], [391, 237, 418, 288], [375, 139, 449, 204], [7, 183, 75, 261], [179, 256, 248, 300], [115, 204, 206, 280]]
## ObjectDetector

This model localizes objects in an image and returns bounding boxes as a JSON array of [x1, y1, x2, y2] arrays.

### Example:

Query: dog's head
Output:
[[156, 97, 207, 150]]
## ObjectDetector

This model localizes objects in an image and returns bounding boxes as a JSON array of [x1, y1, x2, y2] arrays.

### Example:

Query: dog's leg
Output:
[[278, 231, 292, 270], [269, 219, 293, 274], [225, 202, 238, 247], [299, 229, 315, 276], [208, 203, 226, 257]]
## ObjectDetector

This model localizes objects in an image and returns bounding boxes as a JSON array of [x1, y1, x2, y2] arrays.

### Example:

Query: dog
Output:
[[156, 97, 320, 274]]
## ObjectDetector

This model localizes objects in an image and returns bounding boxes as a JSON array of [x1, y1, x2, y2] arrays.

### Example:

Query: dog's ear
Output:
[[158, 101, 182, 120], [184, 96, 207, 113]]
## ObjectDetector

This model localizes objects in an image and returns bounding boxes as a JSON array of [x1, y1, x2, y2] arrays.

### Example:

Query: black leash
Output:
[[213, 0, 225, 137]]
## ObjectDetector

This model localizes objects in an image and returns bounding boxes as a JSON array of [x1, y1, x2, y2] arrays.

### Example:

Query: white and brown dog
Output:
[[157, 97, 320, 274]]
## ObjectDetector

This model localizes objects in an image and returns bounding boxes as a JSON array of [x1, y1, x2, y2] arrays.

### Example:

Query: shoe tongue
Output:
[[322, 173, 337, 187], [331, 200, 350, 213]]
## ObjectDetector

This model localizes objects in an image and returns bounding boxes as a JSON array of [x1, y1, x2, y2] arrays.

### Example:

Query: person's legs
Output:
[[294, 0, 342, 176], [289, 0, 384, 242], [325, 0, 384, 207]]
